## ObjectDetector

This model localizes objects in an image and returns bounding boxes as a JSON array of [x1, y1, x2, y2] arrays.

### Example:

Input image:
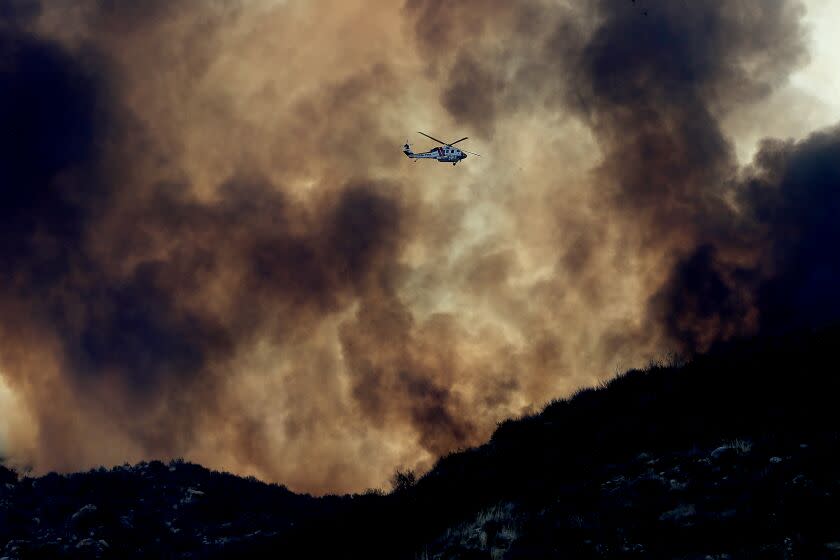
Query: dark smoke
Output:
[[409, 0, 837, 353], [340, 300, 478, 458], [652, 245, 759, 353], [0, 29, 106, 278], [577, 0, 840, 351], [0, 0, 40, 26], [658, 127, 840, 350], [572, 0, 840, 352], [0, 0, 837, 493], [0, 11, 413, 486], [747, 130, 840, 331]]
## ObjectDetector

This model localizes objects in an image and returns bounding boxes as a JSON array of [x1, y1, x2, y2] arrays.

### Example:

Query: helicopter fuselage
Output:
[[403, 132, 478, 165], [403, 145, 467, 164]]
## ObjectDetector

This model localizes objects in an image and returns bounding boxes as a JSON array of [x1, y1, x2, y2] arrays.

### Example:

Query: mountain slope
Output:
[[3, 328, 840, 559]]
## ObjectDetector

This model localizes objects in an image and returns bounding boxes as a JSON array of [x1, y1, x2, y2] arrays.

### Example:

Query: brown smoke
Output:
[[0, 0, 834, 494]]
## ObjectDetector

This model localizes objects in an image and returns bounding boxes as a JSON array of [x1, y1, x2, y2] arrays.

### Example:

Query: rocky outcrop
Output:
[[0, 460, 323, 559], [418, 437, 840, 559]]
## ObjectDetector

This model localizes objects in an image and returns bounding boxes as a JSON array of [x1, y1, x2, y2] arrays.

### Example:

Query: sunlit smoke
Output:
[[0, 0, 838, 494]]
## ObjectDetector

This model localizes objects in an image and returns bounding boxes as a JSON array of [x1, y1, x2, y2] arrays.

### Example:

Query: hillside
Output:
[[3, 328, 840, 559]]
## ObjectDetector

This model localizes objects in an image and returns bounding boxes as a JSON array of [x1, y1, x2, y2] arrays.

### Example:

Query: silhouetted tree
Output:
[[390, 469, 417, 492]]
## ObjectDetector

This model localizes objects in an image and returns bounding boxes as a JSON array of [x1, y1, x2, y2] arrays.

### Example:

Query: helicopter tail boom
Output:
[[403, 143, 438, 159]]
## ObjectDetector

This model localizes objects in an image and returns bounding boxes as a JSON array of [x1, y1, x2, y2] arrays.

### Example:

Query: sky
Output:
[[723, 0, 840, 162], [1, 0, 839, 494]]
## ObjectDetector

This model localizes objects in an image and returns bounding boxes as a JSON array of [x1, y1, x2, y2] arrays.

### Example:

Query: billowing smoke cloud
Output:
[[407, 0, 837, 352], [656, 127, 840, 350], [1, 1, 417, 490], [0, 0, 836, 493]]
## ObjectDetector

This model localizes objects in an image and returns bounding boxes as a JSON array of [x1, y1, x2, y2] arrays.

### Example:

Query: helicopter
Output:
[[403, 132, 481, 165]]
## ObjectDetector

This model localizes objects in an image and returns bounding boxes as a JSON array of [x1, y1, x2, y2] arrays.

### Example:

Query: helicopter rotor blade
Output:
[[463, 150, 481, 157], [417, 131, 449, 146], [448, 137, 468, 146]]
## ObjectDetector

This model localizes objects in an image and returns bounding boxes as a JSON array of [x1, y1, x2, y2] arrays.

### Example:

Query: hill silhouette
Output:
[[3, 327, 840, 559]]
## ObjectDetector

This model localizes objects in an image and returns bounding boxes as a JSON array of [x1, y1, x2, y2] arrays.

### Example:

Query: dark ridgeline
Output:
[[3, 326, 840, 559]]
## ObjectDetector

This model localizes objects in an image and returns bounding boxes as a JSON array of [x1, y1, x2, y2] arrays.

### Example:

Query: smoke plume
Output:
[[0, 0, 837, 493]]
